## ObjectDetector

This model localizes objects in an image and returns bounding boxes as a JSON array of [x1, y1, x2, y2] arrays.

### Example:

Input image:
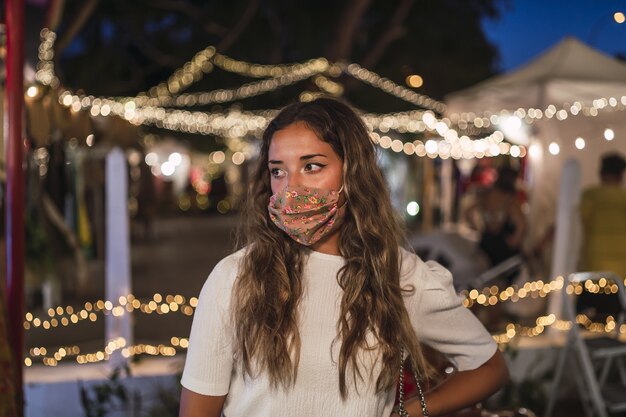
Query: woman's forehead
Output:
[[268, 123, 335, 159]]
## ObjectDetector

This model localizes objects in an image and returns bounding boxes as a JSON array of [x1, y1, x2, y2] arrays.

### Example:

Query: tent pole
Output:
[[4, 0, 25, 415]]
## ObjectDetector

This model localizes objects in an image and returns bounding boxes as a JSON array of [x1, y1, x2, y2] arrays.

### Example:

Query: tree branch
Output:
[[145, 0, 229, 38], [41, 193, 88, 294], [360, 0, 415, 68], [45, 0, 66, 32], [126, 20, 182, 68], [265, 7, 285, 64], [203, 22, 229, 38], [145, 0, 203, 18], [325, 0, 372, 62], [55, 0, 100, 55], [216, 0, 260, 53]]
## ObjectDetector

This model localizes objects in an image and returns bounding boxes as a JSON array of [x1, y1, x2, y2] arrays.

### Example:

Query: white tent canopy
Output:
[[447, 37, 626, 113], [446, 37, 626, 254]]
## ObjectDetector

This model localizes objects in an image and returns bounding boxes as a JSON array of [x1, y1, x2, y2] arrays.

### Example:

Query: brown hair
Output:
[[233, 97, 430, 397]]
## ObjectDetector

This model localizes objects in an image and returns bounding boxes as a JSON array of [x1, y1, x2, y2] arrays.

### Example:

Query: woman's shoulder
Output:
[[398, 246, 455, 291], [203, 248, 247, 290], [214, 247, 247, 272]]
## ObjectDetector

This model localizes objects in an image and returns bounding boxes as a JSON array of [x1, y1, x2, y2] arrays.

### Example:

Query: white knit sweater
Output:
[[181, 248, 496, 417]]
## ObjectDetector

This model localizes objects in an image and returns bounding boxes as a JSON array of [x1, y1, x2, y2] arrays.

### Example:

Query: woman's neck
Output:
[[310, 231, 341, 255]]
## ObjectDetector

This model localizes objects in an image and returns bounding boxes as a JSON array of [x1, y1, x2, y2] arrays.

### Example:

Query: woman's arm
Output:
[[395, 349, 509, 417], [179, 388, 226, 417]]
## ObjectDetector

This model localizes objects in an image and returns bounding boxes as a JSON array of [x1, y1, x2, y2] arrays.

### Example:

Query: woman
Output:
[[180, 98, 508, 417], [465, 166, 527, 285]]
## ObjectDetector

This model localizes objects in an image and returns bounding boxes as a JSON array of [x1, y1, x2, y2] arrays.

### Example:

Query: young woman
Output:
[[179, 98, 509, 417]]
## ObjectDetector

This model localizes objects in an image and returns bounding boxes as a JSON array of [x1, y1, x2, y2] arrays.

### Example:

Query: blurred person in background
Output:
[[580, 152, 626, 277], [464, 166, 527, 285]]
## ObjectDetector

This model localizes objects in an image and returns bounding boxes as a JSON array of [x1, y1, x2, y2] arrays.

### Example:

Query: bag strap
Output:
[[396, 346, 429, 417]]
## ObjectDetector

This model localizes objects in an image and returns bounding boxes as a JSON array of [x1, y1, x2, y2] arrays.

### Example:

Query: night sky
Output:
[[482, 0, 626, 71]]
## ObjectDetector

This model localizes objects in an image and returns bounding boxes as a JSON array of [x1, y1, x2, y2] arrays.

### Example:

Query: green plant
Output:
[[79, 365, 141, 417], [143, 366, 183, 417]]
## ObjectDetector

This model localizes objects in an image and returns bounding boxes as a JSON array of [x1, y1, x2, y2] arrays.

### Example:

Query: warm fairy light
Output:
[[548, 142, 560, 155], [615, 12, 626, 24], [28, 337, 188, 367], [26, 85, 39, 98], [406, 75, 424, 88], [143, 58, 329, 107], [38, 29, 626, 164], [313, 75, 344, 96], [23, 274, 626, 365], [345, 63, 445, 113], [604, 128, 615, 141], [35, 29, 59, 88], [575, 137, 586, 149]]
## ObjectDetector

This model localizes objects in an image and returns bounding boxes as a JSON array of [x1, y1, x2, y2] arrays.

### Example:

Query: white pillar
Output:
[[105, 148, 133, 370], [548, 158, 581, 320]]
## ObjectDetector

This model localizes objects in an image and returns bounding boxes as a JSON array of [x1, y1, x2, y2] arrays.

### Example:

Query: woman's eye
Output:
[[304, 163, 325, 172], [270, 168, 285, 178]]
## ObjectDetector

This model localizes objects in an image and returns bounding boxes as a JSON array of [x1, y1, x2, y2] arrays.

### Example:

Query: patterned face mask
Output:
[[268, 184, 346, 246]]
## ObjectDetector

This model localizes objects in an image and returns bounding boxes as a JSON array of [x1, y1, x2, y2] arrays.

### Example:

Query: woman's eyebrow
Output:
[[268, 153, 328, 164], [300, 153, 327, 160]]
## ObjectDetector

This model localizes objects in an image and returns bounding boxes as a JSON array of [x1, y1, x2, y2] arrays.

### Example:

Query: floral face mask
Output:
[[268, 184, 346, 246]]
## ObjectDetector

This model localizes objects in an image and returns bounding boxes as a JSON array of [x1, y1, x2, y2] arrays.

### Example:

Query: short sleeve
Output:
[[404, 257, 497, 371], [181, 253, 241, 395]]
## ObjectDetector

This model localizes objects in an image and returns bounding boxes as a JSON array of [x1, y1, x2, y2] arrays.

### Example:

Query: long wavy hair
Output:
[[233, 97, 431, 397]]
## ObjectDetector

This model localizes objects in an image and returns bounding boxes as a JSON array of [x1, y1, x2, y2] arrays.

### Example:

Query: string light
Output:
[[24, 276, 624, 334], [37, 29, 622, 162], [24, 336, 189, 367], [312, 75, 344, 96], [23, 273, 626, 364], [344, 62, 446, 113], [38, 27, 626, 145], [137, 58, 328, 107], [448, 98, 626, 132], [212, 52, 325, 78], [24, 293, 198, 331], [58, 89, 521, 160], [68, 89, 475, 150], [35, 29, 59, 88], [148, 46, 217, 97]]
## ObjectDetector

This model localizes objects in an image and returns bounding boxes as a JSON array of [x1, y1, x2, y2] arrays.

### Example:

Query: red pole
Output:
[[5, 0, 25, 415]]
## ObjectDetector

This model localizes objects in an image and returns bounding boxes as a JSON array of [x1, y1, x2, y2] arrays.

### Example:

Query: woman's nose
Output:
[[287, 172, 302, 188]]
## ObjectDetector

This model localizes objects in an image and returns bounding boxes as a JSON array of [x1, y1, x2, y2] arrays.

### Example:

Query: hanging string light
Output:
[[37, 28, 626, 139], [24, 337, 188, 367], [24, 275, 625, 336], [23, 293, 198, 331], [138, 58, 329, 107], [36, 28, 620, 162], [343, 62, 447, 113], [149, 46, 217, 97], [448, 97, 626, 131], [35, 29, 59, 88]]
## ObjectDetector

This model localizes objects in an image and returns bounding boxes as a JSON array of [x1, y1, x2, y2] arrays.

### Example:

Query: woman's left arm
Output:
[[399, 349, 509, 417]]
